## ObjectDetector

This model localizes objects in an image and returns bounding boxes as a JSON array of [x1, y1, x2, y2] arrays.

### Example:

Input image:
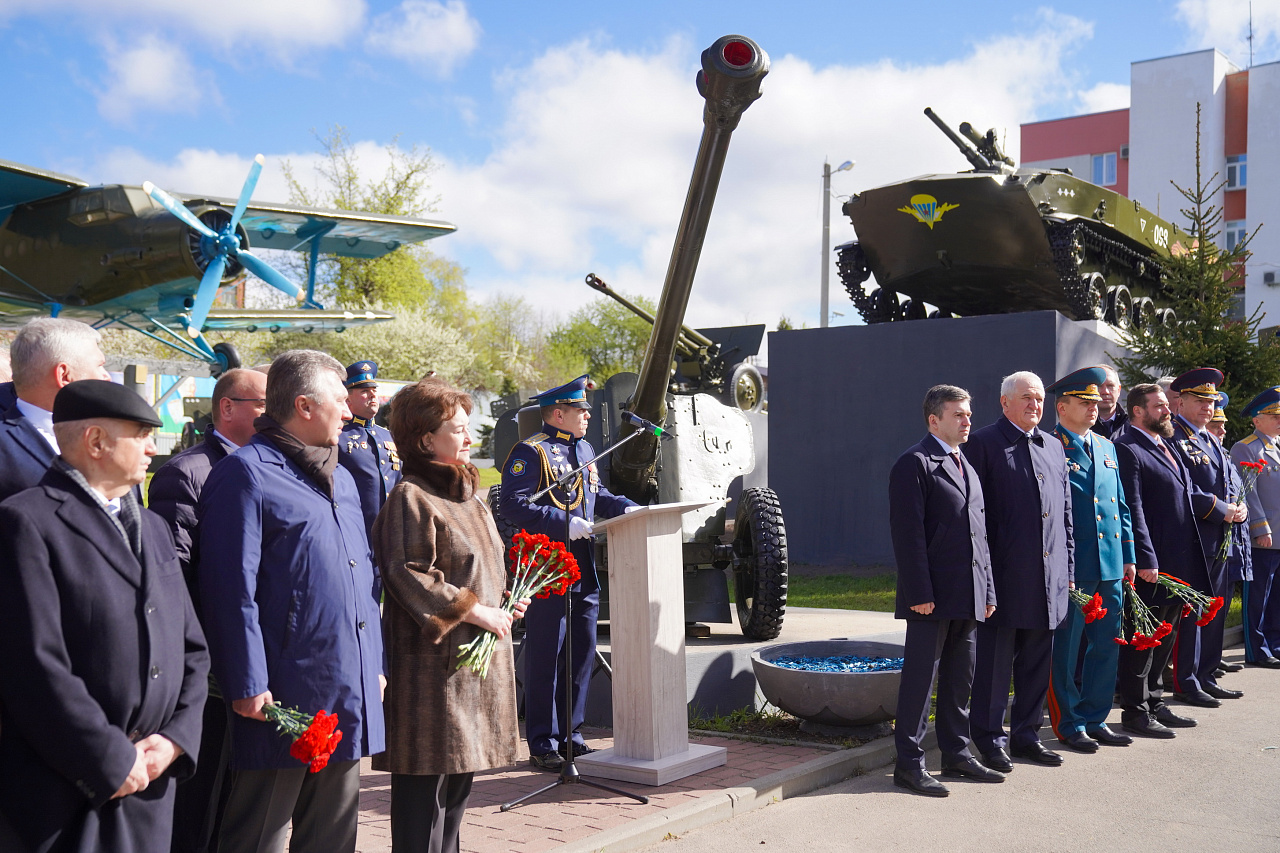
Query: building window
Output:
[[1227, 154, 1247, 189], [1229, 290, 1246, 322], [1226, 220, 1247, 252], [1091, 152, 1117, 186]]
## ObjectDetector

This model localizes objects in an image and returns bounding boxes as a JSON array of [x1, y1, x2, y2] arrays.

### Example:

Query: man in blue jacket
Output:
[[963, 371, 1074, 771], [889, 384, 1001, 797], [499, 375, 638, 771], [1044, 367, 1136, 752], [1114, 383, 1205, 738], [198, 350, 385, 853]]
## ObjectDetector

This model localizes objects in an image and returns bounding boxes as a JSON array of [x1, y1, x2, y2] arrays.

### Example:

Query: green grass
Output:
[[477, 466, 502, 490], [787, 573, 897, 612]]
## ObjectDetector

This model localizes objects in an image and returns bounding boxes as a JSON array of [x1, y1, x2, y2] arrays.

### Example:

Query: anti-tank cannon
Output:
[[838, 107, 1189, 330], [584, 273, 765, 413], [490, 35, 787, 640]]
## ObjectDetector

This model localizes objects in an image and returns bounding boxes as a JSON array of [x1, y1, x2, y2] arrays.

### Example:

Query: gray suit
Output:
[[1230, 431, 1280, 662]]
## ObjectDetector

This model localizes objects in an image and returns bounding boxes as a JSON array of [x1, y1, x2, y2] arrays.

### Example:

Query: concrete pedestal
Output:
[[576, 501, 728, 786]]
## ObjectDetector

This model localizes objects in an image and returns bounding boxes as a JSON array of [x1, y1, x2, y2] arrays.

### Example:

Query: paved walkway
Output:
[[639, 652, 1280, 853], [353, 728, 835, 853]]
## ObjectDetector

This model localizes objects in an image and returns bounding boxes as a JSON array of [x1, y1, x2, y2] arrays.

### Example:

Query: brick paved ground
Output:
[[354, 727, 834, 853]]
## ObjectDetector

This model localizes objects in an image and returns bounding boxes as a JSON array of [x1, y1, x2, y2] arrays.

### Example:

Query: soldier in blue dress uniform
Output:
[[1214, 393, 1250, 677], [1167, 368, 1246, 704], [1230, 386, 1280, 668], [337, 361, 402, 541], [1044, 367, 1136, 752], [498, 376, 638, 771]]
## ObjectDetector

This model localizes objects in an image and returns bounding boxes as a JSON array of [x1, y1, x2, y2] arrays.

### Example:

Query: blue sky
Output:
[[2, 0, 1277, 333]]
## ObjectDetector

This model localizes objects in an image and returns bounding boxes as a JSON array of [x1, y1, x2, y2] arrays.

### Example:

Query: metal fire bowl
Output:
[[751, 639, 904, 726]]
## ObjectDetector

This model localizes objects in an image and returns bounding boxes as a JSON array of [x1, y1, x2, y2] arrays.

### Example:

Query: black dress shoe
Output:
[[1121, 718, 1176, 739], [1173, 689, 1222, 708], [979, 748, 1013, 773], [1218, 660, 1244, 673], [1058, 731, 1099, 753], [1154, 707, 1197, 728], [1009, 741, 1064, 766], [940, 755, 1006, 783], [1246, 656, 1280, 668], [530, 751, 564, 771], [1214, 668, 1227, 679], [1085, 724, 1133, 746], [1203, 683, 1244, 700], [893, 765, 949, 797], [560, 741, 596, 758]]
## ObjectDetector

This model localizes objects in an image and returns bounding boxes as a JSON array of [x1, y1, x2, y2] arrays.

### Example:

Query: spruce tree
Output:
[[1116, 104, 1280, 443]]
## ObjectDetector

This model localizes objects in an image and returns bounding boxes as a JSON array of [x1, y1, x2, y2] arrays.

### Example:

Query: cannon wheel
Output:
[[486, 484, 521, 571], [726, 362, 765, 412], [732, 487, 788, 640]]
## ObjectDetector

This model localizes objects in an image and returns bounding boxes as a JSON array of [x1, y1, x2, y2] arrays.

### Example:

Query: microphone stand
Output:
[[501, 427, 653, 811]]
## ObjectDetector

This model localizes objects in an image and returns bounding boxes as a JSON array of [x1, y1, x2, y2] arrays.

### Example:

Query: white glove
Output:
[[624, 505, 643, 514], [569, 516, 594, 540]]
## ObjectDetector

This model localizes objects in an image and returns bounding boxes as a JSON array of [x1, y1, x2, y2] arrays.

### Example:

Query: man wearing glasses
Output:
[[148, 365, 267, 853]]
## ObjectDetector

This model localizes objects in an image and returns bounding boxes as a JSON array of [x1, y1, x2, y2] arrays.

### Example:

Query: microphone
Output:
[[621, 410, 672, 439]]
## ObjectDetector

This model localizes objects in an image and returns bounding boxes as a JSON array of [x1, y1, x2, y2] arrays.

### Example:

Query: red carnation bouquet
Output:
[[1156, 573, 1226, 627], [457, 529, 582, 677], [1115, 578, 1173, 650], [263, 704, 343, 773], [1217, 459, 1268, 563], [1068, 588, 1108, 623]]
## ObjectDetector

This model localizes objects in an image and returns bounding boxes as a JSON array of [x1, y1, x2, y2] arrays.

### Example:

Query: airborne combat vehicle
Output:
[[836, 108, 1191, 330]]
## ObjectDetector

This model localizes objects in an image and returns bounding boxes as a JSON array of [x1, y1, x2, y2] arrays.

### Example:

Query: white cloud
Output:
[[1077, 81, 1130, 114], [1177, 0, 1280, 66], [96, 35, 209, 124], [0, 0, 366, 57], [365, 0, 480, 75], [433, 11, 1101, 331]]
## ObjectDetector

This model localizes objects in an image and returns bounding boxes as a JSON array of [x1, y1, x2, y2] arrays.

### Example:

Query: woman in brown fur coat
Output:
[[371, 379, 526, 853]]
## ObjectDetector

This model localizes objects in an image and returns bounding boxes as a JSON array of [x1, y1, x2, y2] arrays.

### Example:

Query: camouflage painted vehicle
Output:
[[837, 108, 1191, 330]]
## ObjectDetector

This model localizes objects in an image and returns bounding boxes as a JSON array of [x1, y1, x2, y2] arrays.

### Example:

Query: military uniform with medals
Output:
[[1230, 387, 1280, 667], [337, 361, 402, 541], [498, 376, 637, 765]]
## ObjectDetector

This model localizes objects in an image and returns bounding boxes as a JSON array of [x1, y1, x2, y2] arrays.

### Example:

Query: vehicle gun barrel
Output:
[[924, 107, 993, 172], [584, 273, 713, 357], [959, 121, 1015, 167], [610, 35, 769, 499]]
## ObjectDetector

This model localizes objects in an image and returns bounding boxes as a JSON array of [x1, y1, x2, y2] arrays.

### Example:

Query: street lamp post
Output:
[[820, 159, 854, 328]]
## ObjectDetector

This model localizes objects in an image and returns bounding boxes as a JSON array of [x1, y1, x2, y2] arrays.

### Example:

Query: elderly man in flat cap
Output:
[[0, 379, 209, 853]]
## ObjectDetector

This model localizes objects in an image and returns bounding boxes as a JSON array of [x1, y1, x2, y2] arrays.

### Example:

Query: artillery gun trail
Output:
[[837, 108, 1191, 332]]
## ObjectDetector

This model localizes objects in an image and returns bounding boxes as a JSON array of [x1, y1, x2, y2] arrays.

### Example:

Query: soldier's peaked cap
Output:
[[1211, 391, 1228, 423], [531, 375, 592, 409], [53, 379, 163, 427], [1171, 367, 1223, 400], [1242, 386, 1280, 419], [345, 361, 378, 389], [1045, 366, 1106, 402]]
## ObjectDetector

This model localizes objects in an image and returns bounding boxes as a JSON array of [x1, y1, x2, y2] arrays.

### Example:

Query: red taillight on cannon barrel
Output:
[[721, 39, 754, 68]]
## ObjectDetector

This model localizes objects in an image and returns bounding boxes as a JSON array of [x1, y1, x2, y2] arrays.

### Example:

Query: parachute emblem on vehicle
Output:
[[898, 193, 959, 229]]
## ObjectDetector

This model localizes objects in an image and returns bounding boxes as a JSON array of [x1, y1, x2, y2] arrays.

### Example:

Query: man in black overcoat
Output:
[[1113, 383, 1206, 738], [963, 371, 1074, 771], [889, 384, 1002, 797], [0, 379, 209, 853], [149, 367, 266, 853], [1091, 365, 1128, 439]]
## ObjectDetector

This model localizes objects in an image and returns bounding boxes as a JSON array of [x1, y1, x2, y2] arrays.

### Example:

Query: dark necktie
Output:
[[950, 452, 966, 483]]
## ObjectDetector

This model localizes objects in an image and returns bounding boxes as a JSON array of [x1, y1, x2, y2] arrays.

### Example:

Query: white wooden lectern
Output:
[[576, 500, 729, 786]]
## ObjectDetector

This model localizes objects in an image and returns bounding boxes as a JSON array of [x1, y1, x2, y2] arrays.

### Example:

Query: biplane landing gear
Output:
[[212, 341, 241, 377]]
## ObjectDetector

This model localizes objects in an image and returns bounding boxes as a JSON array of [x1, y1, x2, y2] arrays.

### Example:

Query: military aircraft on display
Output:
[[0, 155, 456, 374]]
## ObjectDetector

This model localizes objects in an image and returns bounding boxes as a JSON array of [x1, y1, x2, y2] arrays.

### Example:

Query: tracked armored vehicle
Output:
[[837, 108, 1190, 331]]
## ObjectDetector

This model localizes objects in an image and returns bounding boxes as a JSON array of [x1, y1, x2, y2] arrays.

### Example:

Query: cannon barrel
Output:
[[609, 34, 769, 500], [584, 273, 714, 358], [924, 107, 993, 172], [959, 121, 1015, 168]]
